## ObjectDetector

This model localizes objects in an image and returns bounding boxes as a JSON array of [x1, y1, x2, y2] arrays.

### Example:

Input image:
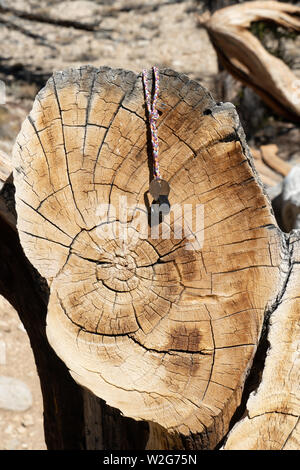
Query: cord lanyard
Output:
[[142, 67, 170, 202]]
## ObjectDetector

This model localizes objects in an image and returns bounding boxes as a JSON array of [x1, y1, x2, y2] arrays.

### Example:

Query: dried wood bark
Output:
[[203, 1, 300, 122], [2, 65, 298, 449]]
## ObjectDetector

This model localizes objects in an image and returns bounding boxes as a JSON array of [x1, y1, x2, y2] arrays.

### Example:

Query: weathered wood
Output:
[[251, 152, 282, 187], [202, 1, 300, 122], [11, 65, 297, 449], [260, 145, 291, 178], [0, 212, 85, 449], [0, 207, 159, 450], [0, 150, 16, 230], [0, 150, 11, 191], [0, 4, 100, 31]]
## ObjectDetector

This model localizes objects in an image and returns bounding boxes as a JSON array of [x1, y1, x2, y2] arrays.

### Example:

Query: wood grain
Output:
[[12, 65, 294, 448]]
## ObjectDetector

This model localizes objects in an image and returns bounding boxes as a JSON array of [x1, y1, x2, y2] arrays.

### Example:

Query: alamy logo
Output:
[[95, 197, 204, 251]]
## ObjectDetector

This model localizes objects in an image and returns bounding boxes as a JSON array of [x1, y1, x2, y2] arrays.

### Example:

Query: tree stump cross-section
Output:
[[11, 66, 299, 449]]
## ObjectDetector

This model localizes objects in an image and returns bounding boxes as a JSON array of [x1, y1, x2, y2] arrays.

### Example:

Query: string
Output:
[[142, 66, 161, 180]]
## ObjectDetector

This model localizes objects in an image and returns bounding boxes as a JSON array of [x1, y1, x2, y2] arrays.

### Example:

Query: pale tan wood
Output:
[[260, 144, 292, 177], [203, 1, 300, 122], [0, 150, 16, 229], [0, 150, 12, 192], [223, 231, 300, 450], [250, 145, 292, 187], [252, 157, 282, 186], [250, 148, 262, 161], [12, 65, 292, 448]]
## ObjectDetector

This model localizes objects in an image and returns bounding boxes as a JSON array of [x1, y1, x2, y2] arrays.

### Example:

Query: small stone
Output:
[[0, 376, 32, 411]]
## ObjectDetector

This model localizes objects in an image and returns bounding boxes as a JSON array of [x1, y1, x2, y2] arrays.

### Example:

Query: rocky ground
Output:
[[0, 0, 299, 450]]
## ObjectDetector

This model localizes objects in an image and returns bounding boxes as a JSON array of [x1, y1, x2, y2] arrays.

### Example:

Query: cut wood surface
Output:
[[224, 231, 300, 449], [11, 66, 299, 449], [203, 1, 300, 122]]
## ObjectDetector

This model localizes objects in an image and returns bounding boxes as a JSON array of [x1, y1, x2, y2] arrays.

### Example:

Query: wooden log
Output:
[[0, 199, 157, 450], [223, 231, 300, 449], [251, 155, 282, 187], [0, 149, 12, 192], [202, 1, 300, 122], [250, 144, 292, 187], [7, 65, 300, 449]]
